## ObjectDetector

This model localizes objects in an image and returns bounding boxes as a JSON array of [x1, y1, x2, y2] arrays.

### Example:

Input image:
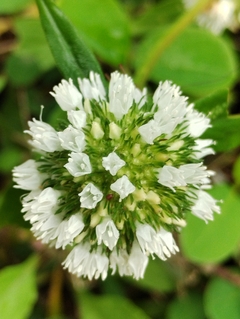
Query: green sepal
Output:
[[35, 0, 107, 88]]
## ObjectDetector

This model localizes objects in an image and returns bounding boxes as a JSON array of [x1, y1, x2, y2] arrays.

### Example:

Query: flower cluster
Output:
[[183, 0, 236, 34], [13, 71, 220, 280]]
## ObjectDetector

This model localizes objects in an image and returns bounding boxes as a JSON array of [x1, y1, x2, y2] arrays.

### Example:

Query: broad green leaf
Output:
[[15, 18, 55, 72], [0, 186, 29, 228], [203, 116, 240, 152], [0, 256, 38, 319], [6, 54, 41, 86], [80, 293, 150, 319], [233, 156, 240, 186], [0, 147, 23, 173], [60, 0, 130, 66], [132, 0, 183, 36], [135, 27, 237, 97], [0, 75, 7, 92], [204, 277, 240, 319], [194, 89, 228, 120], [36, 0, 106, 87], [167, 292, 205, 319], [132, 259, 176, 292], [180, 184, 240, 263], [0, 0, 31, 14]]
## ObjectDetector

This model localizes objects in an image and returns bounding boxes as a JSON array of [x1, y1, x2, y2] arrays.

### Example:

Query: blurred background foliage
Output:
[[0, 0, 240, 318]]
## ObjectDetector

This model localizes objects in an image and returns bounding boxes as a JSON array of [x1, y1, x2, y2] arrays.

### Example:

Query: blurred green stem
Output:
[[134, 0, 214, 88]]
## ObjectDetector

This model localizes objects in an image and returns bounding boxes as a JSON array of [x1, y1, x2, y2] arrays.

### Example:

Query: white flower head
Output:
[[157, 165, 186, 191], [110, 175, 135, 201], [183, 0, 236, 34], [13, 159, 45, 191], [102, 152, 126, 176], [78, 71, 106, 101], [14, 71, 221, 281], [109, 71, 135, 120], [67, 110, 87, 129], [25, 119, 62, 152], [50, 78, 83, 111], [64, 152, 92, 177], [96, 218, 119, 250], [79, 183, 103, 209], [58, 125, 85, 152], [191, 190, 221, 223]]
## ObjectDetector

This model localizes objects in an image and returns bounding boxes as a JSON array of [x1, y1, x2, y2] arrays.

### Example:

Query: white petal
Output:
[[193, 139, 215, 159], [13, 159, 45, 191], [96, 218, 119, 250], [191, 190, 221, 223], [58, 125, 85, 152], [79, 183, 103, 209], [180, 163, 209, 185], [109, 71, 134, 120], [186, 104, 211, 137], [102, 152, 126, 176], [50, 79, 83, 111], [78, 71, 106, 101], [25, 119, 62, 152], [110, 175, 135, 201], [67, 110, 87, 129], [157, 166, 186, 191], [64, 152, 92, 177], [138, 119, 162, 144]]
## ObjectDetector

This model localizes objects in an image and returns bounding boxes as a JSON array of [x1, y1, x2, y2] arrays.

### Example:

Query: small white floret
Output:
[[50, 79, 83, 111], [67, 110, 87, 129], [157, 165, 186, 191], [64, 152, 92, 177], [96, 217, 119, 250], [13, 159, 45, 191], [109, 71, 135, 120], [78, 71, 106, 101], [79, 183, 103, 209], [58, 125, 85, 152], [191, 190, 221, 223], [110, 175, 135, 201], [102, 152, 126, 176]]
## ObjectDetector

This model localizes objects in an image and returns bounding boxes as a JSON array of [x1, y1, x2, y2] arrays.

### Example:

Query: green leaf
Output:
[[80, 293, 150, 319], [233, 156, 240, 187], [167, 292, 205, 319], [0, 186, 29, 228], [135, 27, 237, 97], [0, 75, 7, 92], [194, 89, 228, 120], [15, 18, 55, 72], [132, 0, 183, 36], [60, 0, 130, 66], [204, 277, 240, 319], [203, 116, 240, 152], [180, 184, 240, 264], [6, 54, 41, 86], [0, 256, 38, 319], [36, 0, 106, 87], [0, 0, 31, 14], [131, 259, 176, 293]]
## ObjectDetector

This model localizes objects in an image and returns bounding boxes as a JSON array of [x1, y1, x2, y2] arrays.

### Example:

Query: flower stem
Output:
[[134, 0, 214, 88]]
